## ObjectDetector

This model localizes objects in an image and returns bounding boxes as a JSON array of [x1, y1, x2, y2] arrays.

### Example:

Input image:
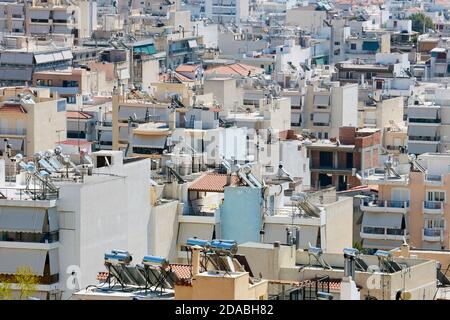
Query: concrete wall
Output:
[[323, 197, 353, 253]]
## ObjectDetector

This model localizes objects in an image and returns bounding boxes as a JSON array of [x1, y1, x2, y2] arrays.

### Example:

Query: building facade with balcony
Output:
[[0, 150, 151, 299], [359, 153, 450, 251], [407, 103, 442, 154], [0, 87, 67, 157], [303, 81, 358, 139], [307, 127, 381, 191], [205, 0, 249, 25]]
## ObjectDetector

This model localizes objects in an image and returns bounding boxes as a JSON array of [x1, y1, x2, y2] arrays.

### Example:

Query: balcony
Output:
[[0, 128, 26, 136], [425, 174, 443, 186], [423, 201, 444, 214], [360, 226, 409, 241], [408, 118, 441, 125], [422, 228, 444, 242], [360, 199, 409, 213]]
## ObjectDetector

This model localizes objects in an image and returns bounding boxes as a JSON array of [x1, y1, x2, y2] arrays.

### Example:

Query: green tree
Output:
[[15, 266, 38, 300], [0, 280, 13, 300], [409, 13, 435, 33]]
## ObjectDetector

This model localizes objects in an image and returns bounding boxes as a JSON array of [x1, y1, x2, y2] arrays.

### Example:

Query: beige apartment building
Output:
[[0, 87, 67, 157], [359, 153, 450, 251]]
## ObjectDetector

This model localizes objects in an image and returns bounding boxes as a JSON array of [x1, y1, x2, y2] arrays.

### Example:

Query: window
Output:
[[334, 41, 340, 46], [324, 132, 328, 139], [425, 219, 445, 229], [57, 100, 66, 112], [350, 43, 356, 50], [317, 132, 322, 139], [427, 191, 445, 202], [66, 96, 76, 104]]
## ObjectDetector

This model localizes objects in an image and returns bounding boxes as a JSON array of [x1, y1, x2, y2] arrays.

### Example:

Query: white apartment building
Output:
[[303, 81, 358, 139], [0, 150, 150, 299], [205, 0, 249, 25]]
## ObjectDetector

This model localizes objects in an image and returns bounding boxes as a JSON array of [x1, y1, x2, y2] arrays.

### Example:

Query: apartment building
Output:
[[407, 102, 441, 154], [0, 87, 67, 157], [303, 81, 358, 139], [307, 127, 381, 191], [0, 0, 96, 41], [239, 242, 437, 300], [0, 39, 73, 87], [0, 150, 150, 299], [204, 0, 249, 25], [359, 153, 450, 251]]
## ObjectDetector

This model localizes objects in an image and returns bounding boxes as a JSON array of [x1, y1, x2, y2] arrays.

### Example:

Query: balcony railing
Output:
[[0, 231, 59, 243], [0, 128, 26, 135], [424, 201, 443, 209], [409, 118, 441, 124], [408, 136, 440, 142], [361, 226, 408, 240], [361, 199, 409, 209], [423, 228, 444, 242]]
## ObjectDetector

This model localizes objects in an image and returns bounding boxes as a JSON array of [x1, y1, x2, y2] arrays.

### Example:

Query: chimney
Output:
[[191, 246, 202, 277]]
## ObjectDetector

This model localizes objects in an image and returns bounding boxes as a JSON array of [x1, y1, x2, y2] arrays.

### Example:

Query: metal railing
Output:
[[424, 201, 443, 209], [423, 228, 443, 237], [408, 136, 440, 142], [361, 199, 409, 209]]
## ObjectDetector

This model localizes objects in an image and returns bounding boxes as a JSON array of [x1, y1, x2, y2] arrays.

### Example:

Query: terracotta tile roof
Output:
[[169, 263, 192, 282], [97, 271, 109, 281], [205, 63, 264, 77], [67, 111, 93, 120], [188, 173, 242, 193], [175, 64, 201, 73], [159, 72, 194, 82], [96, 264, 192, 283], [0, 103, 27, 114], [59, 139, 92, 146]]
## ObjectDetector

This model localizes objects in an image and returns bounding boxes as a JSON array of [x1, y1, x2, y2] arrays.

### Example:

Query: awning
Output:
[[177, 222, 214, 246], [53, 11, 72, 20], [34, 53, 54, 64], [52, 51, 64, 61], [313, 112, 330, 123], [48, 249, 59, 274], [99, 131, 113, 141], [0, 248, 47, 276], [61, 50, 73, 60], [291, 112, 301, 124], [408, 126, 438, 137], [0, 207, 46, 233], [188, 40, 198, 48], [0, 138, 24, 151], [408, 107, 439, 119], [0, 52, 33, 65], [0, 68, 32, 81], [314, 57, 325, 65], [30, 10, 50, 19], [361, 212, 403, 229], [408, 143, 437, 154], [362, 41, 380, 51], [133, 44, 157, 55], [132, 135, 166, 148], [47, 208, 58, 233], [313, 95, 330, 106]]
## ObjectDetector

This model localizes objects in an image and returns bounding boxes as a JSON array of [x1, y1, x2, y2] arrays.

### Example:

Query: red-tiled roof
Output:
[[0, 103, 27, 114], [205, 63, 264, 77], [67, 111, 93, 120], [188, 173, 242, 193], [96, 263, 192, 283], [60, 139, 92, 146], [176, 64, 201, 73]]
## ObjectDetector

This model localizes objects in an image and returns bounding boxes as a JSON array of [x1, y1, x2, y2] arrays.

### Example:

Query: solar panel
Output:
[[48, 157, 64, 171], [122, 265, 147, 286], [38, 159, 56, 173]]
